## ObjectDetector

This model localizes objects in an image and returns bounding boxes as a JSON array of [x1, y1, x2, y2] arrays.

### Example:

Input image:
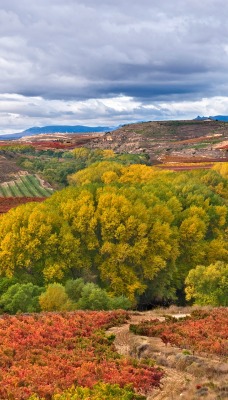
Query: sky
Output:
[[1, 0, 228, 133]]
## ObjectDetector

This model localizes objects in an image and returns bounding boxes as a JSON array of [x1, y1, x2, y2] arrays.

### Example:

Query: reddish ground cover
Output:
[[0, 140, 76, 150], [161, 155, 228, 163], [28, 141, 77, 150], [0, 197, 46, 214], [157, 164, 213, 171], [0, 142, 12, 147], [0, 311, 163, 399], [130, 308, 228, 356], [217, 144, 228, 150]]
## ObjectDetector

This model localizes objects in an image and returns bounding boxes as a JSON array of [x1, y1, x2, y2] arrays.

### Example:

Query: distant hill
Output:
[[0, 125, 113, 140], [87, 119, 228, 163], [210, 115, 228, 122], [195, 115, 228, 122], [194, 116, 212, 121]]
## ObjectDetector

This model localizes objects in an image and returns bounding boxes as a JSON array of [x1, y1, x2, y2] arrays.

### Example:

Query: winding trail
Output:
[[107, 311, 227, 400]]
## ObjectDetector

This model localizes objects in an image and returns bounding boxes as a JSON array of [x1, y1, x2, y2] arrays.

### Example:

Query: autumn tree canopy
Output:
[[0, 162, 227, 305]]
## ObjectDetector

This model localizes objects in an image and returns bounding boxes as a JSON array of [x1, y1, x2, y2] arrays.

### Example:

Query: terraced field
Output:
[[0, 174, 53, 198]]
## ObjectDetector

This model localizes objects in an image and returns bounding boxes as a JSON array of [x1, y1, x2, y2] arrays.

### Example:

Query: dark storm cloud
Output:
[[1, 0, 228, 130], [1, 0, 228, 99]]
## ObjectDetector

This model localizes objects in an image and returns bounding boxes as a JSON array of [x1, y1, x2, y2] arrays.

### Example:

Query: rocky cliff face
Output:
[[87, 120, 228, 163]]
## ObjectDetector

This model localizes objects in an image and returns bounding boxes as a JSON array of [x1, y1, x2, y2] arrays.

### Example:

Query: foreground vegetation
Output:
[[130, 308, 228, 356], [0, 310, 163, 399], [30, 383, 146, 400]]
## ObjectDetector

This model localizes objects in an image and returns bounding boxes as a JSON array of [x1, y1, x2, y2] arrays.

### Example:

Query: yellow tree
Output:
[[95, 185, 179, 302], [68, 161, 122, 186], [119, 164, 163, 184], [0, 202, 81, 283], [185, 261, 228, 306]]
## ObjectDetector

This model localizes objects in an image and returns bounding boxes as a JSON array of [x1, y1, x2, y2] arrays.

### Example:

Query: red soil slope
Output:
[[0, 197, 46, 214]]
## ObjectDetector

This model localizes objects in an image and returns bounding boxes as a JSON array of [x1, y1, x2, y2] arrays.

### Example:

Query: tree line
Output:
[[0, 157, 227, 310]]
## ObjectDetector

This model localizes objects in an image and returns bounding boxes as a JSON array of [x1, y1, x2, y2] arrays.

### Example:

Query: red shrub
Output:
[[0, 311, 163, 399], [130, 308, 228, 356]]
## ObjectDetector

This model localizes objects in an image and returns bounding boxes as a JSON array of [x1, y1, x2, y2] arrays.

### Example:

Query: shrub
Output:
[[109, 295, 132, 310], [0, 311, 163, 399], [65, 280, 132, 310], [0, 277, 18, 297], [0, 283, 43, 314], [77, 283, 111, 310], [65, 278, 85, 302], [29, 382, 145, 399], [52, 382, 145, 399], [130, 308, 228, 356], [39, 283, 73, 311]]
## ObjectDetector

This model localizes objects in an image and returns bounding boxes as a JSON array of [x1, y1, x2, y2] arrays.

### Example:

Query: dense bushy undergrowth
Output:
[[29, 382, 146, 400], [0, 279, 131, 314], [130, 308, 228, 356], [0, 311, 163, 399]]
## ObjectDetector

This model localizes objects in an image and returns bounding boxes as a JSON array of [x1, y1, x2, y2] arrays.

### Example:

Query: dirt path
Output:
[[107, 312, 228, 400]]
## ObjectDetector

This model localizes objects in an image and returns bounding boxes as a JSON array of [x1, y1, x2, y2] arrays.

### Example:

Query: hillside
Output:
[[87, 119, 228, 163], [0, 125, 112, 140], [1, 119, 228, 165], [1, 119, 227, 213]]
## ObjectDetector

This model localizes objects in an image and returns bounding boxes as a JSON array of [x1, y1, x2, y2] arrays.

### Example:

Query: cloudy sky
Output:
[[1, 0, 228, 133]]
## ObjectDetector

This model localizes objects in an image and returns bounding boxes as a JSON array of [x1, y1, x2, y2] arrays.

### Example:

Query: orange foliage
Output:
[[0, 311, 163, 399], [130, 308, 228, 356]]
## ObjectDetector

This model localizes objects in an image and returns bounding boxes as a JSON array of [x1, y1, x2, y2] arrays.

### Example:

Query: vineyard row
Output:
[[0, 175, 53, 198]]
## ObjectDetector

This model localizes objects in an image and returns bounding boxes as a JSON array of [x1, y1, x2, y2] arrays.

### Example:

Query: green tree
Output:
[[109, 295, 131, 310], [65, 278, 85, 302], [76, 282, 131, 310], [185, 261, 228, 306], [29, 382, 145, 400], [0, 277, 18, 298], [77, 283, 111, 310], [0, 283, 43, 314], [0, 202, 82, 283]]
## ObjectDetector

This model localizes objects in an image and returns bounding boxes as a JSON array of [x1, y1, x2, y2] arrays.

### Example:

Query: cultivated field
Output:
[[0, 174, 53, 198]]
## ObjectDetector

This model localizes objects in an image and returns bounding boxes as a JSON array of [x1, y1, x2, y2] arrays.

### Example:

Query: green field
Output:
[[0, 174, 54, 197]]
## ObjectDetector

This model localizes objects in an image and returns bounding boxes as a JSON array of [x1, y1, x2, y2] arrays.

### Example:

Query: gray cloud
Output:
[[1, 0, 228, 131]]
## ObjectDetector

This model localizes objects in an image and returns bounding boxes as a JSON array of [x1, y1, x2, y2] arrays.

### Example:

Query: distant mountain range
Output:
[[1, 117, 228, 141], [194, 115, 228, 122], [0, 125, 114, 140]]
